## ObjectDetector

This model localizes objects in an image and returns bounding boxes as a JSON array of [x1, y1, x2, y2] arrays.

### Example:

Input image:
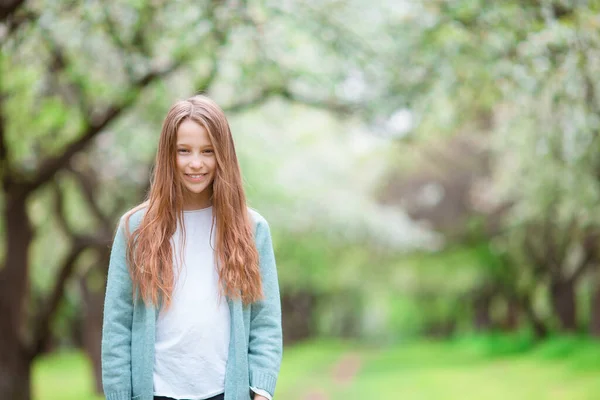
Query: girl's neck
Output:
[[182, 199, 212, 211], [182, 203, 212, 211], [182, 191, 213, 211]]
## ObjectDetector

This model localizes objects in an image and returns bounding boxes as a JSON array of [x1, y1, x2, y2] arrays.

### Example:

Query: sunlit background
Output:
[[2, 0, 600, 399]]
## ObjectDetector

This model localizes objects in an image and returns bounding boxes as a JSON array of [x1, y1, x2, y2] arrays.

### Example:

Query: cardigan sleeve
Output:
[[248, 217, 283, 398], [251, 387, 273, 400], [101, 216, 134, 400]]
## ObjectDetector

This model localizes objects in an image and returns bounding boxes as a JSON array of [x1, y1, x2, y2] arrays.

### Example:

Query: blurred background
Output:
[[1, 0, 600, 399]]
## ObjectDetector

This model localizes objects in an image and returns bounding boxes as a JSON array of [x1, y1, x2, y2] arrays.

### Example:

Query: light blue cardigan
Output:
[[101, 207, 282, 400]]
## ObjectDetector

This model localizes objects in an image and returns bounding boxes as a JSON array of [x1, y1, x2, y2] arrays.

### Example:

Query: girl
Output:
[[101, 95, 282, 400]]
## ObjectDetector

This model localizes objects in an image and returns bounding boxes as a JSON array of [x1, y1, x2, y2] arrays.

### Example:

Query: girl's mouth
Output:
[[185, 173, 207, 182]]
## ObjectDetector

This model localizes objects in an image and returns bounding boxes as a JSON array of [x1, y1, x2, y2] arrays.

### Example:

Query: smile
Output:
[[185, 173, 208, 182]]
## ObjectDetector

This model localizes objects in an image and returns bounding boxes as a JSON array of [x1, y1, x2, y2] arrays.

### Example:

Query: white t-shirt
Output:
[[153, 206, 230, 399]]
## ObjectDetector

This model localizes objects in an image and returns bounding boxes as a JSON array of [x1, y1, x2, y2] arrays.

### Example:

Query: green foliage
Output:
[[28, 186, 71, 293], [449, 332, 538, 357], [34, 336, 600, 400], [374, 0, 600, 337], [3, 0, 412, 364], [5, 1, 600, 379], [33, 352, 102, 400]]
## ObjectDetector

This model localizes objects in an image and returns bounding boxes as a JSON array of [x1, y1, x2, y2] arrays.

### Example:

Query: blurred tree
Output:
[[1, 1, 186, 396], [0, 0, 391, 397], [50, 164, 145, 394], [378, 0, 600, 337], [484, 0, 600, 334]]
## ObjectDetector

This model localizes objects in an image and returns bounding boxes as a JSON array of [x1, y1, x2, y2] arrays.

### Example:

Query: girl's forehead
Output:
[[176, 120, 211, 144]]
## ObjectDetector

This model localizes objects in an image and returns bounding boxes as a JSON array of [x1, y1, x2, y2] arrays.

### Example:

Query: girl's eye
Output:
[[177, 149, 189, 154], [203, 149, 214, 154]]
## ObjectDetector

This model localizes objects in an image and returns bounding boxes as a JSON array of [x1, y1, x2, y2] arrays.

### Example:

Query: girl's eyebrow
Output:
[[176, 142, 213, 148]]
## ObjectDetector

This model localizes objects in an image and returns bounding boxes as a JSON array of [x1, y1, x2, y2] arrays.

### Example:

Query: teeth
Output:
[[188, 174, 203, 178]]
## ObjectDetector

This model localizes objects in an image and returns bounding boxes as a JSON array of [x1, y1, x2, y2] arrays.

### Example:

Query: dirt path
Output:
[[302, 352, 363, 400]]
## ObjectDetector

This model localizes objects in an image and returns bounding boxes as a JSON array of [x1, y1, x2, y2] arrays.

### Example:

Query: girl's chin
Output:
[[183, 181, 213, 194], [185, 185, 208, 193]]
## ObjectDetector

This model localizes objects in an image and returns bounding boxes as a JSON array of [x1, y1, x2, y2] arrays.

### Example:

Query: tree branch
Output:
[[130, 1, 157, 57], [0, 0, 27, 23], [3, 7, 36, 37], [569, 231, 600, 284], [29, 241, 86, 358], [222, 89, 280, 114], [522, 225, 550, 278], [569, 257, 593, 286], [67, 167, 112, 235], [29, 181, 111, 357], [279, 87, 355, 115], [540, 197, 566, 276], [100, 2, 158, 80], [50, 180, 69, 233], [38, 27, 90, 113], [0, 91, 9, 189], [193, 0, 232, 93], [222, 86, 354, 115], [22, 61, 183, 194]]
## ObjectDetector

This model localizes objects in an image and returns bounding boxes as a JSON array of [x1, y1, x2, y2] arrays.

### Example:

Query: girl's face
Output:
[[175, 119, 217, 210]]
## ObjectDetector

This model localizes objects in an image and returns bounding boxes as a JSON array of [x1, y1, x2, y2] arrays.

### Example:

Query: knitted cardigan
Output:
[[101, 207, 282, 400]]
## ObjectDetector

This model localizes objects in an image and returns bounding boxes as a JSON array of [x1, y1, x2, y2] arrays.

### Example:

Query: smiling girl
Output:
[[101, 95, 282, 400]]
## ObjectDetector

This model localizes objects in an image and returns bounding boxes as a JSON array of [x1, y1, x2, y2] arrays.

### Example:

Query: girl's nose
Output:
[[189, 155, 203, 169]]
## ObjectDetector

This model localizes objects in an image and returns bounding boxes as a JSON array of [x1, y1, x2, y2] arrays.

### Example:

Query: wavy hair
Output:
[[124, 95, 262, 307]]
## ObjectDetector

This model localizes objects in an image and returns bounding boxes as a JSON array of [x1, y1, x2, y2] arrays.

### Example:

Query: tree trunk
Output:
[[473, 290, 493, 331], [423, 320, 456, 338], [550, 279, 577, 332], [502, 299, 519, 331], [281, 290, 316, 345], [474, 300, 492, 331], [0, 192, 34, 399], [0, 351, 30, 400], [518, 293, 547, 339], [337, 290, 362, 338], [590, 277, 600, 337], [80, 260, 108, 395]]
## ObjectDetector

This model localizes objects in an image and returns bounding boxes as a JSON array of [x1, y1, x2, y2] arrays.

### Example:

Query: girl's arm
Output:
[[101, 217, 135, 400], [248, 217, 283, 399]]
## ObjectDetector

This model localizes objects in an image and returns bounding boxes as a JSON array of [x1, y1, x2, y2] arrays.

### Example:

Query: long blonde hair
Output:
[[124, 95, 262, 307]]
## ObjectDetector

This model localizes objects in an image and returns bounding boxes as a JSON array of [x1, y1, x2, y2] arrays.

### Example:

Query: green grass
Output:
[[344, 339, 600, 400], [33, 351, 103, 400], [33, 336, 600, 400]]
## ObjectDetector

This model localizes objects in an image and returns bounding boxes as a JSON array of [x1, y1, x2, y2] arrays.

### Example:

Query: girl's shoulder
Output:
[[247, 207, 270, 231], [118, 204, 268, 233], [119, 202, 149, 233]]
